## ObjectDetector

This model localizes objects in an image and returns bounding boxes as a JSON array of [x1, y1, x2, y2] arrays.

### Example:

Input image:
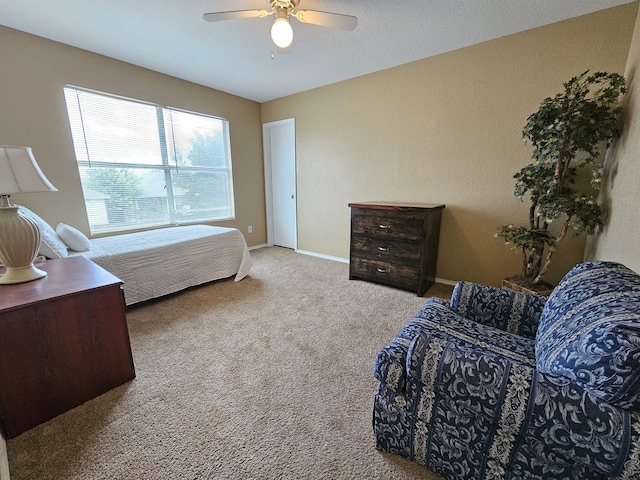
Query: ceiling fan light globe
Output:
[[271, 18, 293, 48]]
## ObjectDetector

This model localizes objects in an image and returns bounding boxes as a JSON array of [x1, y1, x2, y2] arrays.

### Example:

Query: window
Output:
[[63, 86, 235, 234]]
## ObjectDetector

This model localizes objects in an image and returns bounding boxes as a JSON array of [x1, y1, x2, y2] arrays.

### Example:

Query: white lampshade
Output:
[[0, 145, 57, 284], [0, 146, 57, 196], [271, 17, 293, 49]]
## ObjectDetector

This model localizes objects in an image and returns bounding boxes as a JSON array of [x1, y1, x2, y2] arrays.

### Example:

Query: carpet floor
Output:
[[7, 247, 448, 479]]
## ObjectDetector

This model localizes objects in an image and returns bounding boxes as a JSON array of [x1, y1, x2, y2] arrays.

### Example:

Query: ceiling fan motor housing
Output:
[[270, 0, 298, 16]]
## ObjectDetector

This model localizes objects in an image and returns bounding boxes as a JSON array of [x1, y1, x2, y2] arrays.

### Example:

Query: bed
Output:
[[17, 206, 253, 306], [74, 225, 253, 305]]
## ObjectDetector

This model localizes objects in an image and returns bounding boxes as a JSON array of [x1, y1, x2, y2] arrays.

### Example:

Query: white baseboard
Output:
[[248, 245, 349, 264], [267, 247, 459, 286], [435, 277, 458, 286], [295, 249, 349, 264]]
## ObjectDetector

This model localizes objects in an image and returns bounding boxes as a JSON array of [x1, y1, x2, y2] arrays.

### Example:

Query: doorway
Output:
[[263, 118, 297, 249]]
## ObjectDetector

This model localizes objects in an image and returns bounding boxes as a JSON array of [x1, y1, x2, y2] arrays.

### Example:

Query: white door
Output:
[[263, 118, 297, 249]]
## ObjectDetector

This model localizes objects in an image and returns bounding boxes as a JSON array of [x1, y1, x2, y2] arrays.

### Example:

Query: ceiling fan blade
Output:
[[203, 10, 270, 22], [294, 10, 357, 31]]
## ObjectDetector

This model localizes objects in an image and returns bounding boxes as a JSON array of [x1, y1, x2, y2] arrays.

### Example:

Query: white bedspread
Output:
[[79, 225, 252, 305]]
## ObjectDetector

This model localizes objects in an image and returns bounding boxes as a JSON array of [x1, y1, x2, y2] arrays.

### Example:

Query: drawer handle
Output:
[[377, 267, 388, 273], [378, 224, 392, 230], [378, 246, 390, 252]]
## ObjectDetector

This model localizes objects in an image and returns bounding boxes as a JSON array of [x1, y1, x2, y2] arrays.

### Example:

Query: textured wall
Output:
[[1, 5, 637, 282], [588, 7, 640, 274], [0, 27, 267, 246], [261, 4, 637, 286]]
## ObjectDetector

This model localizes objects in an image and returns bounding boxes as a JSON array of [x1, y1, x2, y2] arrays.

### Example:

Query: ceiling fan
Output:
[[203, 0, 357, 50]]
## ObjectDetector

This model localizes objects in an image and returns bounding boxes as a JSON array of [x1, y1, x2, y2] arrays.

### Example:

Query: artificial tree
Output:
[[496, 70, 627, 290]]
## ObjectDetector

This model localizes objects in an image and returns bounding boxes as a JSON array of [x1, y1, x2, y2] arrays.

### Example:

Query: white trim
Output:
[[256, 242, 459, 286], [262, 118, 296, 249], [262, 123, 275, 247], [295, 249, 349, 264], [295, 249, 458, 286]]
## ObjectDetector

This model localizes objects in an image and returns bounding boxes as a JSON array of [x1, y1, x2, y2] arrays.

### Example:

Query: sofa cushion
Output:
[[536, 261, 640, 409], [450, 281, 546, 339]]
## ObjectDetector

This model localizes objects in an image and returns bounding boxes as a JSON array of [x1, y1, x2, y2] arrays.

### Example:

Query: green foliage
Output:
[[181, 132, 227, 168], [173, 132, 231, 218], [497, 71, 626, 284], [86, 168, 144, 225]]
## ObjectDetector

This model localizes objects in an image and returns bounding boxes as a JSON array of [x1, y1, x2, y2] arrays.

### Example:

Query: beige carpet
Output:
[[7, 247, 449, 479]]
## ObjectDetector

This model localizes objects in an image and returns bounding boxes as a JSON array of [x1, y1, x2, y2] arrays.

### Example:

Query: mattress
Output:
[[76, 225, 253, 305]]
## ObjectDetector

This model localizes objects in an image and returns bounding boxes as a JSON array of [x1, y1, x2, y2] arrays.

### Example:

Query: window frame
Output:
[[63, 85, 235, 235]]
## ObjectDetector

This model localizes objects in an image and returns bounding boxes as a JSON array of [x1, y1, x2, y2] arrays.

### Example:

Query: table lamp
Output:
[[0, 146, 58, 284]]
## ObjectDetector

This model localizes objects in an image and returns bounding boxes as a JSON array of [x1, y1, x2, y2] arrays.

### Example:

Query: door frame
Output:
[[262, 118, 297, 249]]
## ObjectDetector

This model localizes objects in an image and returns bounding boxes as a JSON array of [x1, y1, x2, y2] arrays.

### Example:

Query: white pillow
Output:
[[56, 223, 91, 252], [18, 207, 68, 259]]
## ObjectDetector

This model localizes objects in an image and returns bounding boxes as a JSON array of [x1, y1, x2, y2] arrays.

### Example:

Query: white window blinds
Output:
[[63, 85, 235, 234]]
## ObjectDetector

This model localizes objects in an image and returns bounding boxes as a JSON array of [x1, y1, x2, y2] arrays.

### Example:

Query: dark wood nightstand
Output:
[[0, 256, 136, 438], [349, 202, 445, 296]]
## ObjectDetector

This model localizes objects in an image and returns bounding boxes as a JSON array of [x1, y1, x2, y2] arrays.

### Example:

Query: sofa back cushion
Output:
[[536, 261, 640, 409]]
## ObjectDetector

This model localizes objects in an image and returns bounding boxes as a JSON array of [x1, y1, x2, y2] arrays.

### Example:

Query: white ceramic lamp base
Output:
[[0, 264, 47, 284], [0, 206, 47, 284]]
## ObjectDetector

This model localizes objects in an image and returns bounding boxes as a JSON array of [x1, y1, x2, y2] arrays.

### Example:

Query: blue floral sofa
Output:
[[373, 261, 640, 480]]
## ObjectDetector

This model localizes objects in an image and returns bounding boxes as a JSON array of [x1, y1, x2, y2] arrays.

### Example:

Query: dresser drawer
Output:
[[350, 257, 418, 291], [350, 235, 420, 265], [351, 213, 423, 242]]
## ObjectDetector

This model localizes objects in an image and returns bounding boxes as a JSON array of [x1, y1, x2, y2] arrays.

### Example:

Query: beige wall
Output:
[[0, 26, 267, 246], [588, 8, 640, 274], [261, 4, 638, 286], [1, 5, 637, 283]]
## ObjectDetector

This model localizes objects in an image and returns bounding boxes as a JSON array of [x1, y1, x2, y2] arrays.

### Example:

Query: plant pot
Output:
[[502, 276, 554, 296]]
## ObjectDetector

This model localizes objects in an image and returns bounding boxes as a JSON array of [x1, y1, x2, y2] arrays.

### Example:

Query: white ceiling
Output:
[[0, 0, 635, 103]]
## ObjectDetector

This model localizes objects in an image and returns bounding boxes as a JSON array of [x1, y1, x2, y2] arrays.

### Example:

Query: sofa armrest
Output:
[[450, 281, 547, 339], [374, 297, 453, 393], [374, 337, 412, 394]]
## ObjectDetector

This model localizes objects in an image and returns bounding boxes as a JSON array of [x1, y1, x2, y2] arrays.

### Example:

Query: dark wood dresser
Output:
[[349, 202, 445, 296], [0, 256, 136, 438]]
